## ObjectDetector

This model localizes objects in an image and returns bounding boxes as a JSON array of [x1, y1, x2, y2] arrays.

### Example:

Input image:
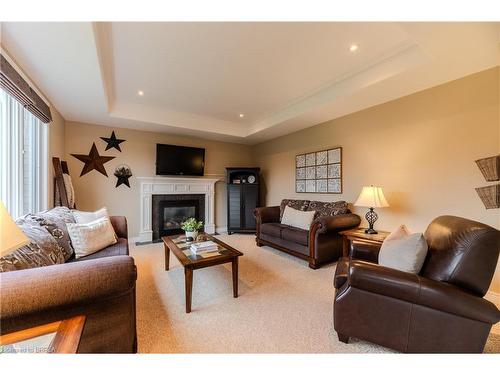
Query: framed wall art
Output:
[[295, 147, 342, 194]]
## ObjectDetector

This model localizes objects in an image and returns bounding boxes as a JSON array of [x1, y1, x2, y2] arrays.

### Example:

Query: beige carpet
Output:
[[130, 234, 500, 353]]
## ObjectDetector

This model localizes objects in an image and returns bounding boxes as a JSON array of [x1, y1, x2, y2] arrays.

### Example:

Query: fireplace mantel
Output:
[[137, 176, 219, 242]]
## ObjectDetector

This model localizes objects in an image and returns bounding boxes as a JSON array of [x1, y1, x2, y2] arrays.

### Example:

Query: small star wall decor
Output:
[[100, 131, 126, 152], [71, 143, 115, 177], [114, 165, 133, 188]]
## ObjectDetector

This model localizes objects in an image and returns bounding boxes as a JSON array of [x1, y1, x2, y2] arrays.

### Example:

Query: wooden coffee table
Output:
[[162, 233, 243, 313]]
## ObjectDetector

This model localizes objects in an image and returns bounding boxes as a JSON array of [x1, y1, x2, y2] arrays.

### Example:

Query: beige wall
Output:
[[64, 121, 254, 237], [254, 67, 500, 293], [47, 107, 66, 208]]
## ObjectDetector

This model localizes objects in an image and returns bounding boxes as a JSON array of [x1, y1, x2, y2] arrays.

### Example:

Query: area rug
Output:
[[130, 234, 500, 353]]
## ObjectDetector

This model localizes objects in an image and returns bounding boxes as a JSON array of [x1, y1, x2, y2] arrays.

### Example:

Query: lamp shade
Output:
[[354, 186, 389, 208], [0, 201, 29, 256]]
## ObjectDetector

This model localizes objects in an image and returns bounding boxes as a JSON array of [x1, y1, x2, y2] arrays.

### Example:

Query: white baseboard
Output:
[[485, 291, 500, 307], [129, 236, 141, 244], [215, 227, 227, 234]]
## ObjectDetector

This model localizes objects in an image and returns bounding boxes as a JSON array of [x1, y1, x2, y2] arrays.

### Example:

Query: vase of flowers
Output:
[[181, 218, 204, 241]]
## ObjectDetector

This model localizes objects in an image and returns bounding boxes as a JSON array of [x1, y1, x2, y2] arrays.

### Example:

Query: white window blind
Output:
[[0, 88, 48, 218]]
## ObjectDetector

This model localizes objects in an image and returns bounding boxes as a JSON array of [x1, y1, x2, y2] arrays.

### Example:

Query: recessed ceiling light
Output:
[[239, 114, 244, 118], [137, 90, 144, 96], [349, 44, 359, 52]]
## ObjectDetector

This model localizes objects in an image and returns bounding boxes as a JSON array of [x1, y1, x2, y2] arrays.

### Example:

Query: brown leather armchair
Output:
[[334, 215, 500, 353]]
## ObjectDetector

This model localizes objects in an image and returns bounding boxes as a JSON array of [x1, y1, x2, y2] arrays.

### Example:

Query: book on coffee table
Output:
[[190, 241, 218, 253]]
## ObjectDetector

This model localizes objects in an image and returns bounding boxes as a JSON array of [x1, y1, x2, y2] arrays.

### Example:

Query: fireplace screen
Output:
[[152, 194, 205, 241], [163, 206, 196, 232]]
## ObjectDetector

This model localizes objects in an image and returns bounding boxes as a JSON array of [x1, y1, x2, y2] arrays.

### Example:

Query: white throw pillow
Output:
[[379, 225, 428, 274], [72, 207, 110, 224], [67, 217, 118, 259], [281, 206, 316, 230]]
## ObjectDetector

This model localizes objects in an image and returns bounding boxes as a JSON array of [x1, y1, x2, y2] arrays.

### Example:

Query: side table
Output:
[[0, 315, 86, 354], [339, 228, 390, 258]]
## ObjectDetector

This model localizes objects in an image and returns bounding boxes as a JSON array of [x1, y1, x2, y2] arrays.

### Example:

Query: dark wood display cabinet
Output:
[[226, 167, 260, 234]]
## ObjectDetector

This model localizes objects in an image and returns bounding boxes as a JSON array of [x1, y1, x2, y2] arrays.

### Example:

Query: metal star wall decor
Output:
[[71, 143, 115, 177], [100, 131, 126, 152], [114, 165, 133, 188]]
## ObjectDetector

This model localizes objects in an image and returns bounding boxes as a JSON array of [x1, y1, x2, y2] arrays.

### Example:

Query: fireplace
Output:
[[152, 194, 205, 240], [137, 176, 218, 242]]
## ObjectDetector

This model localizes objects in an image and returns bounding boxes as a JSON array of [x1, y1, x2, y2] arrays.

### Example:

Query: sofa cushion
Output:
[[24, 206, 76, 261], [379, 225, 428, 274], [72, 207, 110, 224], [0, 218, 66, 272], [260, 233, 310, 256], [279, 199, 310, 220], [260, 223, 288, 238], [67, 238, 129, 262], [67, 217, 118, 259], [306, 200, 349, 219], [281, 206, 315, 230], [282, 226, 309, 246]]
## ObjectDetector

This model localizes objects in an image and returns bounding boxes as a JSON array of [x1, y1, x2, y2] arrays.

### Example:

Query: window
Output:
[[0, 88, 48, 218]]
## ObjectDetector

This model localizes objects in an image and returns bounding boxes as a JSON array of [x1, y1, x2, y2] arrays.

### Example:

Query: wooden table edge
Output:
[[0, 315, 86, 354], [162, 233, 243, 268]]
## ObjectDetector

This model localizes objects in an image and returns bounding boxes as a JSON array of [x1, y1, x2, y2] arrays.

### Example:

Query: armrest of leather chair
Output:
[[310, 214, 361, 236], [347, 260, 500, 324], [334, 257, 349, 288], [254, 206, 280, 223], [110, 216, 128, 239], [0, 256, 137, 320], [350, 240, 380, 263]]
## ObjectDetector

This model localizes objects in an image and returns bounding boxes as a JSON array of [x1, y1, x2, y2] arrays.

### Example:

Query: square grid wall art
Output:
[[296, 147, 342, 193]]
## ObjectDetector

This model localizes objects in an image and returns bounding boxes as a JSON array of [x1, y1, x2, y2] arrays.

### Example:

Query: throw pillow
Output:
[[72, 207, 110, 224], [281, 205, 316, 231], [0, 218, 66, 272], [279, 199, 310, 220], [379, 225, 428, 274], [25, 206, 76, 261], [66, 217, 117, 259], [306, 200, 349, 219]]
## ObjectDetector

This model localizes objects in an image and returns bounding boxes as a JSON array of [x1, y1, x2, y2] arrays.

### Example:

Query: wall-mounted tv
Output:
[[156, 144, 205, 176]]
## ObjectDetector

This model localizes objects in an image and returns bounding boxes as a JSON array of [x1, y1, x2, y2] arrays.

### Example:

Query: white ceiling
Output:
[[1, 22, 499, 144]]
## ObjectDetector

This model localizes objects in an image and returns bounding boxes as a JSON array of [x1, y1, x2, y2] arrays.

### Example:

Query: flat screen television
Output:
[[156, 144, 205, 176]]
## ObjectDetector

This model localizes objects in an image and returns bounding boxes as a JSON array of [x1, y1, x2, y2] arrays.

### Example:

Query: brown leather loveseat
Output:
[[254, 199, 360, 269], [334, 215, 500, 353]]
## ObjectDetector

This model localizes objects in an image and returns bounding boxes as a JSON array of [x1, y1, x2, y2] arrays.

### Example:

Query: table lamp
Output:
[[354, 185, 389, 234], [0, 201, 29, 256]]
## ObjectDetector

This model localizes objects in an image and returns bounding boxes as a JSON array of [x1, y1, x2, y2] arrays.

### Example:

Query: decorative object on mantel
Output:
[[354, 185, 389, 234], [114, 164, 133, 188], [295, 147, 342, 193], [475, 185, 500, 209], [71, 143, 115, 177], [181, 217, 204, 242], [475, 155, 499, 182], [100, 131, 126, 152], [475, 154, 500, 209]]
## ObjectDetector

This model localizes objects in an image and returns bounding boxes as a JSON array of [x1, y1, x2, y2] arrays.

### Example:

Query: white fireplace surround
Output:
[[137, 176, 219, 242]]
